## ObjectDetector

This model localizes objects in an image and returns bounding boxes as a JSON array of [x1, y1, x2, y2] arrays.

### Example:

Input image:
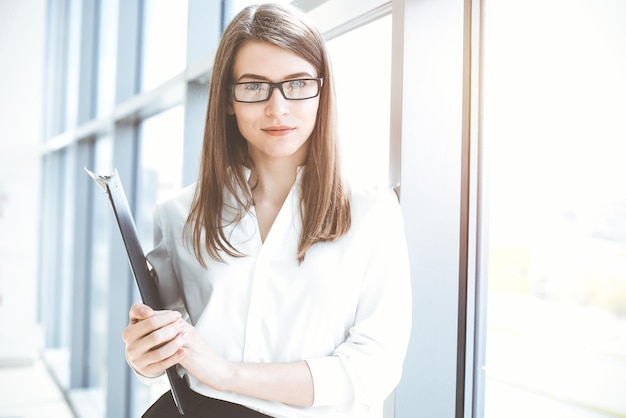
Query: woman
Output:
[[122, 3, 411, 417]]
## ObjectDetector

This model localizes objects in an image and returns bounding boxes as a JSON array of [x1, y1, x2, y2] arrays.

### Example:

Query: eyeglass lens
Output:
[[233, 79, 321, 102]]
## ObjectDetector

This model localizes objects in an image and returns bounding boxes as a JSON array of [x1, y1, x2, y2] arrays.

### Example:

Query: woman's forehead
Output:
[[232, 40, 317, 81]]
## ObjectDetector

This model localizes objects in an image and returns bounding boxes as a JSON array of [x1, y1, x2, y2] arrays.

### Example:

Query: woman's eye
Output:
[[245, 83, 262, 91], [288, 80, 306, 89]]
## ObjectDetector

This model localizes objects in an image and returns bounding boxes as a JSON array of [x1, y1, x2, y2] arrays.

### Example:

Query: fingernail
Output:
[[140, 307, 151, 316], [180, 332, 188, 341], [178, 319, 186, 327]]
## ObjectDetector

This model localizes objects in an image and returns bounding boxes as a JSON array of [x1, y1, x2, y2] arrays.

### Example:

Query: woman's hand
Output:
[[122, 304, 313, 406], [121, 303, 187, 378], [177, 322, 234, 391], [176, 326, 313, 405], [122, 303, 233, 389]]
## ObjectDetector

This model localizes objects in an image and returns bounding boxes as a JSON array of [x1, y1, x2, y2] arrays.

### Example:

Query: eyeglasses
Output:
[[231, 78, 323, 103]]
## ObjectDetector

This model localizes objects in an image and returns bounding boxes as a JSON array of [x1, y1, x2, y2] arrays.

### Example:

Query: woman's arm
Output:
[[177, 320, 314, 407], [123, 303, 314, 406], [230, 361, 314, 406]]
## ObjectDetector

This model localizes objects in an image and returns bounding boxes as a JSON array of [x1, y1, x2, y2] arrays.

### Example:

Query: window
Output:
[[131, 105, 185, 416], [480, 0, 626, 416], [64, 0, 82, 129], [87, 136, 113, 391], [96, 0, 119, 115], [327, 14, 392, 189], [140, 0, 188, 91], [135, 106, 185, 250]]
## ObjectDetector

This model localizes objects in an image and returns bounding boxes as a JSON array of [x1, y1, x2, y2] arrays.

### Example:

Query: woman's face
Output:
[[230, 40, 320, 167]]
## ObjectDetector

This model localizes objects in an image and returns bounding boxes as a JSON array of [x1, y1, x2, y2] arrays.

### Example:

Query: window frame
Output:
[[390, 0, 479, 417]]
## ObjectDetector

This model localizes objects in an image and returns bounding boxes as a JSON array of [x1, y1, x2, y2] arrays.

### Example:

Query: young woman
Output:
[[122, 3, 411, 417]]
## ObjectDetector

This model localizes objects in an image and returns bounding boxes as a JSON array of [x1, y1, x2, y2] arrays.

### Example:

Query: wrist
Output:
[[209, 359, 238, 392]]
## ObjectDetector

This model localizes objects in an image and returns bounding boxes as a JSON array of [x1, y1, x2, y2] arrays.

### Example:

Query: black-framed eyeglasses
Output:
[[231, 78, 323, 103]]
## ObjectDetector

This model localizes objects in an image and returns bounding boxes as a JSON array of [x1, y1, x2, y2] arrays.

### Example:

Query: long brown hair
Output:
[[185, 3, 351, 265]]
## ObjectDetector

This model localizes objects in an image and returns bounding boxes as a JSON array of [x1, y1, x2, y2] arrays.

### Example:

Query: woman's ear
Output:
[[227, 100, 235, 115]]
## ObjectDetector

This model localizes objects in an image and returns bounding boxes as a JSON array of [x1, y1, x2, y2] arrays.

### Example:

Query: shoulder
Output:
[[154, 183, 197, 223], [343, 183, 407, 255], [349, 184, 402, 224]]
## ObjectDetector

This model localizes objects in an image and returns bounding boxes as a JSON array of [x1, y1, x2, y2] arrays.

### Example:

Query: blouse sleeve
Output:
[[306, 188, 412, 409]]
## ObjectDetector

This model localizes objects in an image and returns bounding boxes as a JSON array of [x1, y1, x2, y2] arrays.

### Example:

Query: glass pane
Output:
[[140, 0, 188, 91], [135, 106, 185, 250], [45, 146, 76, 387], [132, 105, 185, 416], [327, 14, 392, 189], [481, 1, 626, 417], [96, 0, 119, 116], [87, 136, 113, 393]]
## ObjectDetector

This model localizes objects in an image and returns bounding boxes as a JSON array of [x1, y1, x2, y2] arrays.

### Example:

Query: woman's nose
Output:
[[265, 88, 289, 117]]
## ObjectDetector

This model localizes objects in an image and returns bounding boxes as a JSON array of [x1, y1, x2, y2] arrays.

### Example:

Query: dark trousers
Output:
[[142, 389, 272, 418]]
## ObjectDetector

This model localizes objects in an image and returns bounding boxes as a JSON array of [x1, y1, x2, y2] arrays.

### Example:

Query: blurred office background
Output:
[[0, 0, 625, 417]]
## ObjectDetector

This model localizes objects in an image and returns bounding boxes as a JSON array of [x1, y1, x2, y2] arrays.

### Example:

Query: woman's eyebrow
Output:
[[236, 72, 316, 82]]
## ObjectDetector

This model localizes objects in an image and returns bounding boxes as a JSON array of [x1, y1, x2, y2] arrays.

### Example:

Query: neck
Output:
[[248, 159, 301, 205]]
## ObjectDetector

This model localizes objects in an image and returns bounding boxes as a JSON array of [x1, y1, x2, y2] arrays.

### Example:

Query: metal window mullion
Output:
[[389, 0, 404, 196], [458, 0, 483, 416], [182, 1, 221, 186], [393, 0, 471, 416], [44, 0, 70, 139], [105, 1, 142, 415], [307, 0, 389, 37], [467, 0, 488, 416], [105, 125, 138, 418], [69, 140, 95, 389], [76, 0, 98, 124]]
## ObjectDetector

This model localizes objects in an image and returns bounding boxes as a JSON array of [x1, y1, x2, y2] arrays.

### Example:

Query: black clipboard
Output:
[[86, 168, 188, 415]]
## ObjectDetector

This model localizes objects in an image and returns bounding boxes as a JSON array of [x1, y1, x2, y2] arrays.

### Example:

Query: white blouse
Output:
[[145, 169, 412, 418]]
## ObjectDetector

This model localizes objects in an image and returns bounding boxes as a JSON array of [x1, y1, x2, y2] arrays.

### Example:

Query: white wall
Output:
[[0, 0, 46, 364]]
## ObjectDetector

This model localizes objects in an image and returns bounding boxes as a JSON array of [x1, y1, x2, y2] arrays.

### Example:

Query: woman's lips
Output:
[[262, 126, 295, 136]]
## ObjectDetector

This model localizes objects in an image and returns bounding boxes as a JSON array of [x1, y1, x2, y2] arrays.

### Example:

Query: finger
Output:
[[139, 311, 183, 336], [140, 348, 186, 378], [146, 332, 188, 364], [131, 333, 188, 377], [143, 318, 186, 350], [129, 304, 180, 322], [125, 317, 186, 357], [129, 303, 153, 322], [122, 311, 182, 344]]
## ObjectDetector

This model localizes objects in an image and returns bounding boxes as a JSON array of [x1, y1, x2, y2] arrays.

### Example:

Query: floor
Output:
[[0, 359, 75, 418]]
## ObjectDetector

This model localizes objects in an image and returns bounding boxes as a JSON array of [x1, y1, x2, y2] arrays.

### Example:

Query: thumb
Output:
[[130, 303, 153, 321]]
